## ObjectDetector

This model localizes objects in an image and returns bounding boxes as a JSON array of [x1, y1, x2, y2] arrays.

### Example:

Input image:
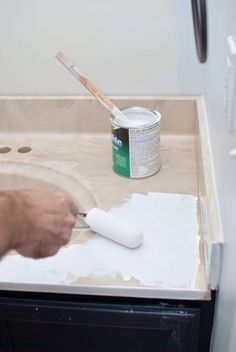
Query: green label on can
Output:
[[112, 127, 130, 177]]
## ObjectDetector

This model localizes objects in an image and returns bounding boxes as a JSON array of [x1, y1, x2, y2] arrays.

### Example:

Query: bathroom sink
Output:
[[0, 96, 222, 300], [0, 161, 97, 249], [0, 161, 96, 213]]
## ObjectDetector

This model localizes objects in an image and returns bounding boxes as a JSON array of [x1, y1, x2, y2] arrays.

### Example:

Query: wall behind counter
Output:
[[0, 0, 204, 95]]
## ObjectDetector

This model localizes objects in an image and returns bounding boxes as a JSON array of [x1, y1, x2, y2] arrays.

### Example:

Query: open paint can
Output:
[[111, 106, 161, 178]]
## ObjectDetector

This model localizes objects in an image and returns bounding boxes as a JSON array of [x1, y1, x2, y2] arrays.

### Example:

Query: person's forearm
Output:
[[0, 189, 78, 259]]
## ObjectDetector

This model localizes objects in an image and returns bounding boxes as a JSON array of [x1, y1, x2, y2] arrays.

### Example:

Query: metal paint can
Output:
[[111, 107, 161, 178]]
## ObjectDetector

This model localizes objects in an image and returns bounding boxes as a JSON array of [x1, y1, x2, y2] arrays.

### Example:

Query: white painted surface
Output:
[[0, 0, 203, 95], [203, 1, 236, 351], [0, 193, 200, 289]]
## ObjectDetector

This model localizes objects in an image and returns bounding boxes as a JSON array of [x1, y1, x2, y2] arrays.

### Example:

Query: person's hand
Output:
[[0, 189, 78, 258]]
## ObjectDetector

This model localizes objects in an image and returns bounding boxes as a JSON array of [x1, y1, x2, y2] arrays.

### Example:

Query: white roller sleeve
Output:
[[84, 208, 143, 248]]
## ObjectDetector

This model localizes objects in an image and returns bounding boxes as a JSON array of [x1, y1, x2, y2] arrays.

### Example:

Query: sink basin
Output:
[[0, 161, 97, 245], [0, 161, 96, 213]]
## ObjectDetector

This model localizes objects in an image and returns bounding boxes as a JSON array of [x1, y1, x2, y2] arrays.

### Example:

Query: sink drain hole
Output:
[[17, 146, 32, 153], [0, 146, 11, 153]]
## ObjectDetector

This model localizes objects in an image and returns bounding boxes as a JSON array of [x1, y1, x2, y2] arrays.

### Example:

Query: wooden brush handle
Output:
[[56, 52, 115, 113]]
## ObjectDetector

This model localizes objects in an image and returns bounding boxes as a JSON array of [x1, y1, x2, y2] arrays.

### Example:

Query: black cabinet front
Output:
[[0, 293, 214, 352], [6, 319, 197, 352]]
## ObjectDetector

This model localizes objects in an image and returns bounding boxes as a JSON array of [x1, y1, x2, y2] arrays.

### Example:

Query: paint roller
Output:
[[77, 208, 143, 249]]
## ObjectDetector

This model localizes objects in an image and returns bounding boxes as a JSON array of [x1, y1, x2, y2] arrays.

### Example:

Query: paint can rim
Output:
[[111, 106, 161, 129]]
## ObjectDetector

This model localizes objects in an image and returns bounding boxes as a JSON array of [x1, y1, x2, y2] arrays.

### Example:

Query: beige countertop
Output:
[[0, 96, 222, 300]]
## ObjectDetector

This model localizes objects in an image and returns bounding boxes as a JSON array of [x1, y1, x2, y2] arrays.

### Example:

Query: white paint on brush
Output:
[[0, 193, 200, 289], [111, 106, 131, 126]]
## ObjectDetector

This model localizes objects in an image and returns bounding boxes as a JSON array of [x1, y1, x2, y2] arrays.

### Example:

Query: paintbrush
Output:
[[55, 52, 129, 124]]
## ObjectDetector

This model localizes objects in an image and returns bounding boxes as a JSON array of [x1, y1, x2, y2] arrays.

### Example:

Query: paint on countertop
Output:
[[0, 192, 200, 289]]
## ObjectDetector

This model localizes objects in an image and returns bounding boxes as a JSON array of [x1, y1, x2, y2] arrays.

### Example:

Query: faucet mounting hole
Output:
[[17, 146, 32, 153], [0, 147, 11, 153]]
